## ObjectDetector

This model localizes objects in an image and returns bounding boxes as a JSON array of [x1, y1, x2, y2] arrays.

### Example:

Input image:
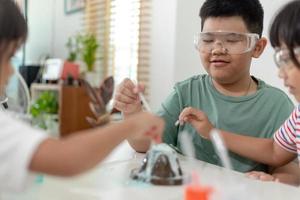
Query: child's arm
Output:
[[270, 162, 300, 185], [29, 112, 164, 176], [217, 129, 296, 166], [178, 107, 296, 167], [246, 162, 300, 186]]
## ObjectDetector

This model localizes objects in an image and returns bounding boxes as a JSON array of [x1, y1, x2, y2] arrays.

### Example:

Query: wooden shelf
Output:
[[30, 83, 92, 137], [30, 83, 60, 101]]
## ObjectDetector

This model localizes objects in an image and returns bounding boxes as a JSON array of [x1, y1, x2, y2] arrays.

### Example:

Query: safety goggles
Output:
[[274, 47, 300, 69], [194, 31, 259, 54]]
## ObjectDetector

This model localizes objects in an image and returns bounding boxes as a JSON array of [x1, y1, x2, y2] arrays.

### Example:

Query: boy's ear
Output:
[[252, 37, 268, 58]]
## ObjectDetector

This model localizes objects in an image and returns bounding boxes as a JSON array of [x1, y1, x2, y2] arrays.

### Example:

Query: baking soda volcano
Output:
[[131, 143, 185, 185]]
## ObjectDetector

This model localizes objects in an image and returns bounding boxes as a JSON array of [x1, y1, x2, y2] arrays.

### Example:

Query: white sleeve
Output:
[[0, 111, 48, 192]]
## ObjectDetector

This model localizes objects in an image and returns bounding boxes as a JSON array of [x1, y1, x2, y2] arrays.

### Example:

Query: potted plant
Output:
[[65, 33, 100, 86], [65, 35, 81, 62], [30, 91, 59, 135], [77, 33, 99, 86], [80, 33, 99, 72]]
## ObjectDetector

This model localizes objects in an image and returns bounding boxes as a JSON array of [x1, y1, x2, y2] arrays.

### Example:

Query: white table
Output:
[[2, 142, 300, 200]]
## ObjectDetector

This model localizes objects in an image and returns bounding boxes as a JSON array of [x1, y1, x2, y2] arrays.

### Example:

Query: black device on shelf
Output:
[[19, 65, 41, 88]]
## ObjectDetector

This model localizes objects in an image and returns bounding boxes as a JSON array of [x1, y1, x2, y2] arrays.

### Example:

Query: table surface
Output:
[[2, 142, 300, 200]]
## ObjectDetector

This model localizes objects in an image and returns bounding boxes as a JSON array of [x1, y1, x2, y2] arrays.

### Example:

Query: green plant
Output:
[[30, 91, 58, 129], [65, 33, 100, 72], [66, 35, 81, 62], [79, 33, 99, 72]]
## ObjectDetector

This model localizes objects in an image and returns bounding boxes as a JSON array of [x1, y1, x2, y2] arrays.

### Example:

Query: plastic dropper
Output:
[[210, 129, 232, 170], [137, 90, 157, 148]]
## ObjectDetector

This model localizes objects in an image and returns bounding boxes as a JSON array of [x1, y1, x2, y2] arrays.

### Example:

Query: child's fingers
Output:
[[259, 174, 275, 181], [179, 107, 204, 122], [183, 116, 189, 122], [113, 100, 127, 111], [114, 92, 137, 104], [118, 85, 138, 99], [144, 128, 162, 143], [246, 173, 261, 180], [246, 171, 275, 182], [133, 84, 145, 94], [122, 78, 136, 90], [154, 134, 162, 143], [246, 171, 262, 179], [186, 118, 200, 128]]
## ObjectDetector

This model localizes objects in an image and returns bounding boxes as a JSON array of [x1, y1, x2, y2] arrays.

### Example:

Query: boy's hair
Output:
[[0, 0, 27, 55], [199, 0, 264, 37], [270, 0, 300, 68]]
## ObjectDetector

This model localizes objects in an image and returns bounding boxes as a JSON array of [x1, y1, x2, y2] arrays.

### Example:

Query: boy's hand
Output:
[[246, 171, 277, 182], [128, 112, 165, 143], [113, 78, 144, 115], [178, 107, 214, 139]]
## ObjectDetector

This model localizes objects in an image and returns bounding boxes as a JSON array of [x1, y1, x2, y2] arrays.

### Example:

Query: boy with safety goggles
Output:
[[180, 0, 300, 186]]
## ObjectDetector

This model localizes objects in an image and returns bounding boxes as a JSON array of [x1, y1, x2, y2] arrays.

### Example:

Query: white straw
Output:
[[0, 96, 8, 104], [179, 131, 195, 158], [136, 88, 155, 148], [210, 129, 232, 170], [133, 80, 152, 112], [139, 92, 151, 112], [179, 131, 200, 185]]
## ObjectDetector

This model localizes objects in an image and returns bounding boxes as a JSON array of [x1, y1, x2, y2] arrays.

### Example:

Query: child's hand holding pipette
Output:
[[178, 107, 214, 139], [113, 78, 145, 116], [114, 78, 162, 150], [136, 88, 163, 147]]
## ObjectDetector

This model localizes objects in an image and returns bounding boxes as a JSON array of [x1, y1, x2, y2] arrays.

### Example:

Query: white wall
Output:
[[173, 0, 204, 83], [26, 0, 54, 64], [51, 0, 83, 59], [149, 0, 178, 110], [26, 0, 82, 64]]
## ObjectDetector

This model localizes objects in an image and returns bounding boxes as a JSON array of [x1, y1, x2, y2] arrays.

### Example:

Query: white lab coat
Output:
[[0, 111, 48, 192]]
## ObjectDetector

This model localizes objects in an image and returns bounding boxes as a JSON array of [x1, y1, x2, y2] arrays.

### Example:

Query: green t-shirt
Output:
[[156, 74, 294, 172]]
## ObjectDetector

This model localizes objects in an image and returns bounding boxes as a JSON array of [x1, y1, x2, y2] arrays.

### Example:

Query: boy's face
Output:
[[200, 16, 264, 84], [0, 42, 17, 96], [276, 46, 300, 102]]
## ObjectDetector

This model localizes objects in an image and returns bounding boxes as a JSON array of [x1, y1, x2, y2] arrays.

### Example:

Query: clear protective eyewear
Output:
[[194, 31, 259, 54], [274, 47, 300, 69]]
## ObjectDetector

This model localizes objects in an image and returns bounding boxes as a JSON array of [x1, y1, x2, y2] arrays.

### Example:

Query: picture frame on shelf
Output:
[[65, 0, 85, 14]]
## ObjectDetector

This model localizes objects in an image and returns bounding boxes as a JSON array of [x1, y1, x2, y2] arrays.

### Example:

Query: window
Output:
[[84, 0, 151, 98]]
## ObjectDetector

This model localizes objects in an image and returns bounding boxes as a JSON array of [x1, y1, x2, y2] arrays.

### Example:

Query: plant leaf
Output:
[[98, 76, 114, 105]]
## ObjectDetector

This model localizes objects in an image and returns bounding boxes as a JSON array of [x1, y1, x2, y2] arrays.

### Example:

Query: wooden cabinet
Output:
[[59, 85, 92, 136]]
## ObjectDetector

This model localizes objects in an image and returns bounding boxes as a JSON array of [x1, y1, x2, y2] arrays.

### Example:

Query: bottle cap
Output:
[[185, 185, 213, 200]]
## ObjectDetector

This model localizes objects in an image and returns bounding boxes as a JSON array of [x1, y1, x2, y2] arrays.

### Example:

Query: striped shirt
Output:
[[274, 105, 300, 160]]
